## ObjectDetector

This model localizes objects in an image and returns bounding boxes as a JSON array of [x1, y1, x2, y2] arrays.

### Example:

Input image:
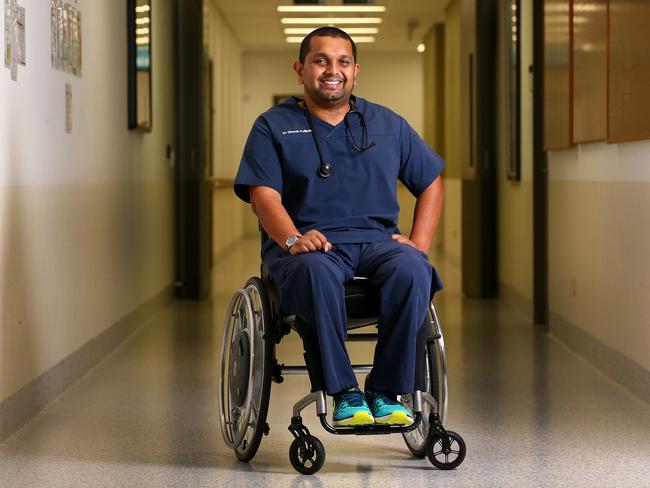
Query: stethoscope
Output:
[[302, 102, 376, 178]]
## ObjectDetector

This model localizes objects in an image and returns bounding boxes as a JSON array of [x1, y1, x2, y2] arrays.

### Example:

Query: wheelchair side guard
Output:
[[428, 301, 449, 423], [219, 289, 256, 449], [219, 280, 274, 462]]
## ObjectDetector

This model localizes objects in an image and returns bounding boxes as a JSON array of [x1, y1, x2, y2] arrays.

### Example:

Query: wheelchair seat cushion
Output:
[[262, 265, 380, 330], [344, 278, 380, 321]]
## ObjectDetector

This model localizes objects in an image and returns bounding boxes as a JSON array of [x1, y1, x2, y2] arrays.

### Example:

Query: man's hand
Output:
[[391, 233, 421, 251], [289, 230, 333, 255]]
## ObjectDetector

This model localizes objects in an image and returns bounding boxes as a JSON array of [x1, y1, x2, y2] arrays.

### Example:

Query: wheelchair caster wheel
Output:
[[427, 430, 466, 470], [289, 435, 326, 475]]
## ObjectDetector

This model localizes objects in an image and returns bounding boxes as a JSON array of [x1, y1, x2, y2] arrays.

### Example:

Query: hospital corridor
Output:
[[1, 1, 649, 487]]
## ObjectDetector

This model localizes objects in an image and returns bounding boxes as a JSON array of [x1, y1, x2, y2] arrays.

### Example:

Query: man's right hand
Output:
[[289, 229, 333, 255]]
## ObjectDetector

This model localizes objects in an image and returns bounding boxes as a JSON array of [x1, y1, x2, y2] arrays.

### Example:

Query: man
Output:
[[234, 27, 444, 427]]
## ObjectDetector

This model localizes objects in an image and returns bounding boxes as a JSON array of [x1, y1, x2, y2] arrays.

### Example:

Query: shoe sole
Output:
[[373, 410, 414, 426], [333, 410, 375, 427]]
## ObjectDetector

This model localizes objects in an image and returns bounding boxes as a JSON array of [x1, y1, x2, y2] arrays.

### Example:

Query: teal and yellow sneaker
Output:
[[332, 388, 374, 427], [366, 391, 414, 426]]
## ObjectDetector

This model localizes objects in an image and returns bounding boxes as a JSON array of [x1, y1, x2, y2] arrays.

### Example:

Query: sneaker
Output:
[[332, 388, 374, 427], [366, 391, 414, 426]]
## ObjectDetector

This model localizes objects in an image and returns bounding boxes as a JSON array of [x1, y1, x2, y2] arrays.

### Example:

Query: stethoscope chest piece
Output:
[[318, 162, 333, 178]]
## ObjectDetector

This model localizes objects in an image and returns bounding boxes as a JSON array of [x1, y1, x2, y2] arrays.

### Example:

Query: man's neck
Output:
[[302, 97, 352, 126]]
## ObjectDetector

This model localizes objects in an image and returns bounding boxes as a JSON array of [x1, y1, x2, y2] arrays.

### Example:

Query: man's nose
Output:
[[326, 62, 342, 76]]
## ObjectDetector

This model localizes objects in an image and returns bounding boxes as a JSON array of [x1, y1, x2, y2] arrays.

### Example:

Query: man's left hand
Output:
[[391, 234, 421, 251]]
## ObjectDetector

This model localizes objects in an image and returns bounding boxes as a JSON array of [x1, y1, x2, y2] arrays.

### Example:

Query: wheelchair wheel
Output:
[[427, 430, 466, 470], [402, 302, 448, 457], [289, 435, 326, 475], [218, 277, 273, 462]]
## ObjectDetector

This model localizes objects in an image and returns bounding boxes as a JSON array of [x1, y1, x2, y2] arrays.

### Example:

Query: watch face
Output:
[[286, 235, 298, 248]]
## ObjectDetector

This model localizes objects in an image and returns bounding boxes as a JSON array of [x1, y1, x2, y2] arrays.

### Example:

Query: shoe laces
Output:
[[369, 392, 398, 408], [336, 388, 365, 408]]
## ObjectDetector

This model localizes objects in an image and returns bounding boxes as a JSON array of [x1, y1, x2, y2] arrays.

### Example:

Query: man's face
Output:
[[294, 35, 360, 107]]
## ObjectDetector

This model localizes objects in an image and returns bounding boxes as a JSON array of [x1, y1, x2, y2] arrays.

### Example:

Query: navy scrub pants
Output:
[[264, 240, 440, 396]]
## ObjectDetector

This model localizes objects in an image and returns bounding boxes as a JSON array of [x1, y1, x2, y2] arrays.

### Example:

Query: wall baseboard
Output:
[[550, 311, 650, 404], [499, 281, 533, 322], [0, 285, 174, 443]]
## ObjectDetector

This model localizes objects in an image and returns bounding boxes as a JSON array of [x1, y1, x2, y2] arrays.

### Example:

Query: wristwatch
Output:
[[285, 235, 300, 250]]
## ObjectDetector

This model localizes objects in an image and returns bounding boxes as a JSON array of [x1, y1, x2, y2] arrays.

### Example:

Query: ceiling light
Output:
[[278, 6, 386, 13], [286, 36, 375, 43], [349, 36, 375, 43], [284, 27, 379, 34], [281, 17, 383, 25], [417, 43, 425, 53], [135, 5, 150, 13]]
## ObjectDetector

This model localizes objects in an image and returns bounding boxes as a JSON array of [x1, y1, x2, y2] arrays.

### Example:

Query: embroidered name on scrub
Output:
[[282, 129, 312, 135]]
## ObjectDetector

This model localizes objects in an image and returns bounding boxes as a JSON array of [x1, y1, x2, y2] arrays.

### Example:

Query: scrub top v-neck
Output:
[[234, 96, 445, 251]]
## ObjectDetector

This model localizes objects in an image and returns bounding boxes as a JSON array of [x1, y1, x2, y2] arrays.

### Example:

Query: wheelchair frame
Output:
[[218, 269, 466, 474]]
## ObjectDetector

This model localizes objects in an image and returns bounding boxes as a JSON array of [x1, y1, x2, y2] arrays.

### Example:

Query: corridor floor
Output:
[[1, 238, 649, 487]]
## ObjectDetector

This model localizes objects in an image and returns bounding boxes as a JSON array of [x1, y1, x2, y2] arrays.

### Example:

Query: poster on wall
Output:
[[4, 0, 24, 81], [50, 0, 81, 76]]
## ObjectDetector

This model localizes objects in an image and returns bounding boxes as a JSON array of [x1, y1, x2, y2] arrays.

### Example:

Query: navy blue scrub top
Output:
[[234, 96, 445, 251]]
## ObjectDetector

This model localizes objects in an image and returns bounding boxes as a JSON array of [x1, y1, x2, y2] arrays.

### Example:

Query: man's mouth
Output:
[[320, 79, 343, 88]]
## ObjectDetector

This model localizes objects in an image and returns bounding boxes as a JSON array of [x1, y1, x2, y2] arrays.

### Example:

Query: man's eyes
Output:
[[314, 59, 351, 66]]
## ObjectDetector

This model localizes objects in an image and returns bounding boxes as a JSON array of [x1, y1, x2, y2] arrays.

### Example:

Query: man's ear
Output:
[[293, 61, 304, 85]]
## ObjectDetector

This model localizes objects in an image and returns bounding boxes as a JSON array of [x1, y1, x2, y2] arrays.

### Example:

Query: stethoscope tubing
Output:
[[302, 102, 375, 178]]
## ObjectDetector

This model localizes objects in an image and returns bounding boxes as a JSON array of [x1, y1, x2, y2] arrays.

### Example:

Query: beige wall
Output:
[[548, 141, 650, 371], [441, 0, 463, 269], [496, 0, 534, 317], [206, 2, 248, 255], [0, 1, 175, 402], [422, 24, 445, 251], [242, 50, 425, 138]]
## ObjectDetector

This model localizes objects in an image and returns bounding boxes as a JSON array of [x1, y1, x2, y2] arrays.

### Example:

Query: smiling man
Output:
[[234, 27, 445, 427]]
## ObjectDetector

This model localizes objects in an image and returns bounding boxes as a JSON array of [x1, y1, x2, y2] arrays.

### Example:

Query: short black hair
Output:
[[299, 27, 357, 64]]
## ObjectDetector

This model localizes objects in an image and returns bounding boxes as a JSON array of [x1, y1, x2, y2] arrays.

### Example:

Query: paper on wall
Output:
[[4, 0, 13, 69], [15, 4, 24, 65], [65, 82, 72, 133]]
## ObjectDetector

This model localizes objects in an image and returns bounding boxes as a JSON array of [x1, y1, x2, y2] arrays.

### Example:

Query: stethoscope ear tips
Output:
[[318, 162, 333, 178]]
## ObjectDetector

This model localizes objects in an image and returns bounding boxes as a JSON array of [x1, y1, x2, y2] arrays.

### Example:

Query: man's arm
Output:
[[392, 176, 444, 252], [249, 185, 332, 255]]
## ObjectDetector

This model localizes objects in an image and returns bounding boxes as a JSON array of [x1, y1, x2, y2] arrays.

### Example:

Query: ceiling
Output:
[[211, 0, 448, 53]]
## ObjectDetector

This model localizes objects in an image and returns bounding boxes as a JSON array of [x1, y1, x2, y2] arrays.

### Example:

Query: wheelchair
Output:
[[218, 249, 466, 475]]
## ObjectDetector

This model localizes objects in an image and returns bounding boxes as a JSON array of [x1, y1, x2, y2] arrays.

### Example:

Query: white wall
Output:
[[0, 0, 175, 402], [548, 140, 650, 371]]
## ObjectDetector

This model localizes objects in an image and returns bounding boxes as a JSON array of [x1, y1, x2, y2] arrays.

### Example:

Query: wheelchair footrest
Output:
[[318, 413, 423, 436]]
